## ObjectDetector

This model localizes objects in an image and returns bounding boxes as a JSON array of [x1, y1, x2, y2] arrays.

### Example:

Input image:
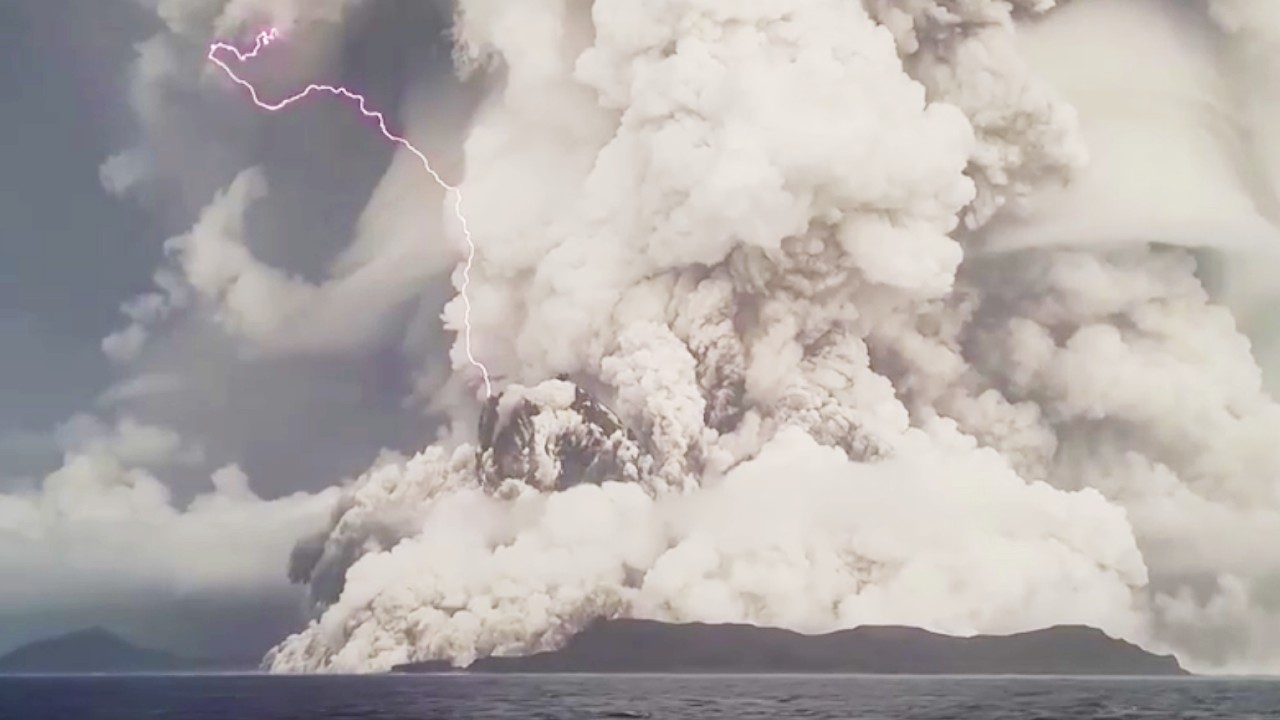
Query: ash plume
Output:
[[75, 0, 1280, 674]]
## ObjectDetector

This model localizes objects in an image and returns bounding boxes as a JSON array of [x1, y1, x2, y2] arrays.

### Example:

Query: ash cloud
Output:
[[8, 0, 1280, 675], [262, 0, 1280, 674]]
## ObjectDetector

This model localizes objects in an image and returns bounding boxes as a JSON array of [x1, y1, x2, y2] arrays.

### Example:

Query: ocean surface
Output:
[[1, 674, 1278, 719]]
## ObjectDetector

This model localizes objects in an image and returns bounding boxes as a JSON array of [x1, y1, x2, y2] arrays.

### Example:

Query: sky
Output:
[[0, 0, 448, 495], [0, 1, 157, 449], [0, 0, 446, 659], [0, 1, 301, 660]]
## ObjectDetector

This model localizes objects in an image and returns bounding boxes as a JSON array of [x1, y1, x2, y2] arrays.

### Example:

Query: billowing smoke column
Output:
[[122, 0, 1280, 674]]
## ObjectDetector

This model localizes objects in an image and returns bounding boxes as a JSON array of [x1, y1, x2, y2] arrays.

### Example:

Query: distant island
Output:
[[396, 619, 1188, 676], [0, 628, 245, 675]]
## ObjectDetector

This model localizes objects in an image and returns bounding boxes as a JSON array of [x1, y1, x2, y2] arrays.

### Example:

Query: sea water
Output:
[[2, 674, 1277, 719]]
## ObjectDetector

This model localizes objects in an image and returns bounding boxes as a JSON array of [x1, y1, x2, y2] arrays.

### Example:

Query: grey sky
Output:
[[0, 0, 157, 440], [0, 0, 397, 657], [0, 0, 469, 659], [0, 0, 452, 495]]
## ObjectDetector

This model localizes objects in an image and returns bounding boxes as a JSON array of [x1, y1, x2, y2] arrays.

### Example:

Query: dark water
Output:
[[1, 674, 1278, 720]]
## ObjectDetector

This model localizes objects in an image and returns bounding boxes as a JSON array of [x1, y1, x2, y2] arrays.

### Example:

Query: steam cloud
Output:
[[0, 414, 337, 624], [22, 0, 1280, 674]]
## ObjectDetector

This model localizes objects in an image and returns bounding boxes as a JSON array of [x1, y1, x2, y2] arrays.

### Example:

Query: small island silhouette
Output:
[[396, 619, 1188, 676], [0, 628, 196, 674], [0, 628, 258, 675]]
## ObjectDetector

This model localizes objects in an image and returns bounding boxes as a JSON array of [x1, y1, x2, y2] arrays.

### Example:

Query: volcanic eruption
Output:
[[103, 0, 1280, 674]]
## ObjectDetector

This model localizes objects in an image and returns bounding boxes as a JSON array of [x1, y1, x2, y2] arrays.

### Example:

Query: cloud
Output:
[[0, 416, 338, 647]]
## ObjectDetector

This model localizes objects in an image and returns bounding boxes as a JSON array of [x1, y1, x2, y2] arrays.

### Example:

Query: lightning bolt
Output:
[[207, 28, 493, 399]]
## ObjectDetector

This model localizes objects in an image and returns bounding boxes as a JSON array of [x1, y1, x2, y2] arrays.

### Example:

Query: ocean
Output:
[[1, 674, 1277, 719]]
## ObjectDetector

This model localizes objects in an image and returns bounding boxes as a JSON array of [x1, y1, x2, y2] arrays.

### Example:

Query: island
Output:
[[395, 619, 1188, 676], [0, 628, 219, 674]]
